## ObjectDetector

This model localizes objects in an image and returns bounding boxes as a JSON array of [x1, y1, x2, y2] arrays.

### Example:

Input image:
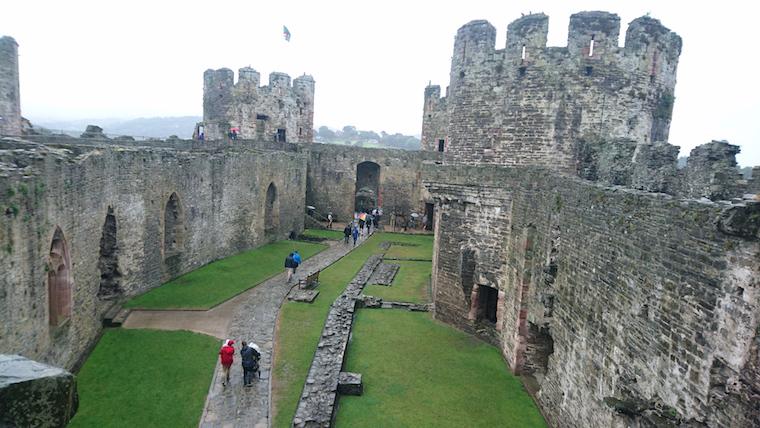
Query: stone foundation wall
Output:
[[425, 164, 760, 427], [0, 139, 306, 370]]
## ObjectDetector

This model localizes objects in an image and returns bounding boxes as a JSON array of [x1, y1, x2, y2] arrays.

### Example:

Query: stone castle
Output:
[[1, 10, 759, 428]]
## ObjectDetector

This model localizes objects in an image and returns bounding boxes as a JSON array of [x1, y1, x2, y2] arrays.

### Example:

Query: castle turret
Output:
[[505, 14, 548, 67], [293, 74, 315, 143], [269, 72, 291, 90], [203, 68, 234, 122], [0, 36, 21, 136], [567, 11, 620, 60], [238, 67, 260, 87], [449, 20, 496, 95], [422, 84, 447, 152]]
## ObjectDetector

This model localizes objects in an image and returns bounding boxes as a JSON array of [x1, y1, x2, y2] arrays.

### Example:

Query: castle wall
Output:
[[202, 68, 314, 143], [304, 143, 440, 222], [0, 139, 306, 370], [425, 163, 760, 427], [422, 13, 682, 173], [0, 36, 21, 136]]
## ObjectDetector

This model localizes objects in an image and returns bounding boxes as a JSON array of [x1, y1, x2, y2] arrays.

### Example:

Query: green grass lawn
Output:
[[335, 311, 546, 428], [382, 233, 434, 260], [125, 240, 327, 309], [364, 260, 431, 304], [301, 228, 344, 240], [69, 329, 219, 428], [271, 233, 434, 427]]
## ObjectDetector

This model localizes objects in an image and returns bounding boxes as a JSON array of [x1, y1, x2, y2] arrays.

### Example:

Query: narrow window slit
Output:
[[589, 35, 595, 57]]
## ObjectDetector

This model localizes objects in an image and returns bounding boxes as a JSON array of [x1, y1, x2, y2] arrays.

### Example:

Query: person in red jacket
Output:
[[219, 339, 235, 386]]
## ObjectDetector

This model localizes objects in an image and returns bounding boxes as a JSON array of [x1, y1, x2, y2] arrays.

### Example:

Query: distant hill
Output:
[[34, 116, 201, 139], [315, 125, 420, 150]]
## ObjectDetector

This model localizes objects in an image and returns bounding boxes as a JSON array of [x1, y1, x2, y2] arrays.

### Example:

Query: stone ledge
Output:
[[338, 372, 363, 396]]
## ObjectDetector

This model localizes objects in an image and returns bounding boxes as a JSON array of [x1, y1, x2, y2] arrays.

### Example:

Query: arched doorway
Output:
[[97, 206, 122, 299], [265, 182, 279, 236], [355, 161, 380, 213], [164, 192, 184, 256], [48, 227, 72, 326]]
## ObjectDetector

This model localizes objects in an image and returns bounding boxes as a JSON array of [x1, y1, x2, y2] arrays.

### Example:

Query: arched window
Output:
[[48, 227, 72, 326]]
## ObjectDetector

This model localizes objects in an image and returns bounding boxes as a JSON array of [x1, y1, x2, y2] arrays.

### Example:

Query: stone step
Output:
[[103, 306, 130, 327]]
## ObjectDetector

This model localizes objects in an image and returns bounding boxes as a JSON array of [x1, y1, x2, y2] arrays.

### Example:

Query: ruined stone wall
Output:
[[304, 143, 440, 222], [0, 139, 306, 370], [0, 36, 21, 136], [425, 163, 760, 427], [202, 67, 314, 143], [422, 13, 681, 173]]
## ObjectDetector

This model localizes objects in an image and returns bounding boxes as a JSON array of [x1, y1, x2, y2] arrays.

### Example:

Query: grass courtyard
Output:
[[335, 310, 546, 427], [69, 329, 219, 428], [300, 228, 345, 240], [272, 232, 544, 427], [125, 240, 326, 309]]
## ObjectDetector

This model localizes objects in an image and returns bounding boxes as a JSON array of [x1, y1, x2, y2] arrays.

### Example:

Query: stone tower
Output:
[[0, 36, 21, 136], [201, 67, 315, 143], [422, 12, 682, 172]]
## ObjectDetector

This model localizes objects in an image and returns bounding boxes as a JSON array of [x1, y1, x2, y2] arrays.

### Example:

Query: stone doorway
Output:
[[354, 161, 380, 213], [164, 192, 184, 256], [48, 227, 72, 326]]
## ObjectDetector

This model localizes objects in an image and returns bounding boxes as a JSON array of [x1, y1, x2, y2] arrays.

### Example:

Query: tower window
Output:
[[438, 139, 445, 152], [589, 35, 595, 57], [519, 66, 527, 77], [585, 66, 593, 76], [521, 45, 526, 61]]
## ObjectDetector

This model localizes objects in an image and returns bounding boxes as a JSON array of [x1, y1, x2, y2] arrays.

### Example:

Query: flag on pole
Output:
[[283, 26, 291, 42]]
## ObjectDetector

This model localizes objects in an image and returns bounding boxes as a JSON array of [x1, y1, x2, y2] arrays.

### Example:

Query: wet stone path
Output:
[[196, 236, 368, 428]]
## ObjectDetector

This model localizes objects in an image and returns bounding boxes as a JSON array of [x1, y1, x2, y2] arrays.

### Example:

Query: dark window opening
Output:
[[459, 71, 465, 79], [299, 108, 303, 115], [428, 114, 432, 118], [275, 128, 286, 143], [97, 206, 122, 299], [438, 139, 445, 152], [650, 75, 655, 84], [424, 203, 434, 231], [585, 66, 593, 76], [519, 66, 527, 77], [256, 114, 269, 120], [477, 285, 499, 324], [299, 127, 302, 136]]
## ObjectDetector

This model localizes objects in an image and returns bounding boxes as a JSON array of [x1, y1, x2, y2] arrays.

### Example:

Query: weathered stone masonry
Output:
[[0, 139, 306, 370], [424, 10, 759, 428], [0, 36, 21, 137], [426, 163, 759, 427]]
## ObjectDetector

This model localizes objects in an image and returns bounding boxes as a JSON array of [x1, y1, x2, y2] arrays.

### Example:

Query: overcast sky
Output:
[[2, 0, 758, 165]]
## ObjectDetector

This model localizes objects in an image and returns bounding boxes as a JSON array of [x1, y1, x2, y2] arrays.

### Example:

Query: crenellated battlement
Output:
[[201, 66, 315, 143], [423, 11, 683, 173]]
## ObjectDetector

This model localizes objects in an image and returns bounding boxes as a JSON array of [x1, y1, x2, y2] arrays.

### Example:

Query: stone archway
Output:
[[354, 161, 380, 213], [48, 227, 72, 326], [164, 192, 184, 256], [265, 182, 279, 237]]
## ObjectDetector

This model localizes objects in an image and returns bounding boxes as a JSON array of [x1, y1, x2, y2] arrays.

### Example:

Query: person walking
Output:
[[219, 339, 235, 387], [240, 340, 261, 387], [327, 212, 333, 229], [343, 224, 351, 244], [352, 224, 359, 247], [284, 252, 296, 283], [292, 250, 302, 277]]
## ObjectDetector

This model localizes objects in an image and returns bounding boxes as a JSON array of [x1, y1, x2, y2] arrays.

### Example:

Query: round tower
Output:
[[0, 36, 21, 136], [238, 67, 260, 87]]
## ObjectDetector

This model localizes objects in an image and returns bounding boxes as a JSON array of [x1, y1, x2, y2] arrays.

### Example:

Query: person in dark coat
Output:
[[285, 252, 296, 283], [352, 225, 359, 246], [240, 341, 261, 386], [343, 225, 351, 244]]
